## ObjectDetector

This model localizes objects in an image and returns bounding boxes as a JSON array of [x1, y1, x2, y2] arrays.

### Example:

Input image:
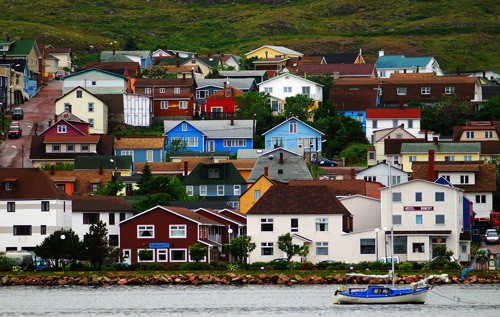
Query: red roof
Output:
[[44, 135, 100, 143], [366, 108, 421, 119]]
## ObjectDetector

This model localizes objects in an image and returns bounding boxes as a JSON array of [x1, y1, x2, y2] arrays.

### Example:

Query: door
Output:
[[122, 249, 131, 265], [207, 140, 215, 152]]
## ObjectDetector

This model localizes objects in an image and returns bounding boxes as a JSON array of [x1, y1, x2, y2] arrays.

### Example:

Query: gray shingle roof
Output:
[[195, 78, 256, 91], [400, 142, 481, 153], [247, 148, 312, 183], [164, 120, 253, 138]]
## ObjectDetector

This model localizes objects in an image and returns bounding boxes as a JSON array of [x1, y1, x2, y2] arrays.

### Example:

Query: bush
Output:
[[144, 263, 165, 271], [444, 261, 462, 270], [398, 262, 413, 270], [178, 262, 213, 271], [299, 262, 315, 270], [249, 262, 268, 270]]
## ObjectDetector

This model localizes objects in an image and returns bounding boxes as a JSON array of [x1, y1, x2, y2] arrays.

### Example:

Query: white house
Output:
[[62, 68, 129, 95], [365, 108, 421, 143], [339, 195, 381, 232], [123, 93, 152, 127], [375, 51, 444, 78], [356, 163, 409, 187], [0, 168, 72, 253]]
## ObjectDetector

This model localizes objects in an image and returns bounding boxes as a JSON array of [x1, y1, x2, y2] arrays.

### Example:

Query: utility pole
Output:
[[315, 137, 319, 180], [252, 113, 256, 149]]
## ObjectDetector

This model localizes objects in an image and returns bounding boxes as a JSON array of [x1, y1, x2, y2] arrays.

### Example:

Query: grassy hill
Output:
[[0, 0, 498, 72]]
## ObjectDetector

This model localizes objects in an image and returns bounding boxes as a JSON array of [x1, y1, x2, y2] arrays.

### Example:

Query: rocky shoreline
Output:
[[1, 272, 500, 286]]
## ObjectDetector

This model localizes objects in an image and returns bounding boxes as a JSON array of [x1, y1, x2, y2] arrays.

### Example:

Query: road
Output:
[[0, 80, 62, 168]]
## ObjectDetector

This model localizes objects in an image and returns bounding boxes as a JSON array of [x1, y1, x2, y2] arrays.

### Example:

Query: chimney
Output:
[[230, 118, 234, 126], [264, 166, 268, 176], [379, 50, 384, 57], [183, 73, 186, 79], [224, 81, 227, 89], [184, 161, 188, 176], [99, 165, 103, 175], [208, 53, 211, 57], [54, 114, 57, 123], [176, 52, 179, 58], [404, 69, 407, 73], [416, 66, 420, 73], [298, 56, 302, 61], [176, 60, 180, 67], [350, 168, 355, 180], [456, 67, 460, 75], [279, 153, 284, 164], [483, 71, 486, 78], [433, 137, 438, 146], [424, 131, 428, 141], [50, 165, 55, 175], [428, 150, 435, 181]]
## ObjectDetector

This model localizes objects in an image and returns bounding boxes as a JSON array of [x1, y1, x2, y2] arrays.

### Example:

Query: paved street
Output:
[[0, 80, 62, 168]]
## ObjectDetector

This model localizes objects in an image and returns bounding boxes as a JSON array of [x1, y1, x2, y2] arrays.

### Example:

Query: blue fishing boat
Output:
[[332, 284, 430, 304]]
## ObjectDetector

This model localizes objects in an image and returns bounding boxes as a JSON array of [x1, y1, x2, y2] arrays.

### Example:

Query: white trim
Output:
[[137, 248, 155, 262], [170, 248, 188, 262], [137, 224, 155, 238], [169, 224, 187, 238]]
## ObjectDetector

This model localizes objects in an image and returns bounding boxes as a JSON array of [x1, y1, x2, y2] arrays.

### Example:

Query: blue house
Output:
[[164, 119, 253, 155], [114, 136, 166, 168], [100, 50, 153, 69], [262, 117, 324, 154]]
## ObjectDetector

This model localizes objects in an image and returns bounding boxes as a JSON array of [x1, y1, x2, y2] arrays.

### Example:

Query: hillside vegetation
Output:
[[0, 0, 498, 71]]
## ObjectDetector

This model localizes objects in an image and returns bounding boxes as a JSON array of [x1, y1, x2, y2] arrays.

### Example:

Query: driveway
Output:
[[0, 80, 62, 168]]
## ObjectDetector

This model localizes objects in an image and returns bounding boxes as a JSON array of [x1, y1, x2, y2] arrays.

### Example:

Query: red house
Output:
[[204, 84, 243, 119], [119, 205, 226, 266], [40, 112, 90, 136]]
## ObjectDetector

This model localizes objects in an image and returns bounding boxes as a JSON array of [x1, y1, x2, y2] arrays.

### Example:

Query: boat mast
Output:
[[389, 162, 395, 287]]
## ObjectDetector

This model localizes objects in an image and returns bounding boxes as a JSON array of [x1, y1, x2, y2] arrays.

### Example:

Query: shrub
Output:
[[144, 263, 165, 271], [249, 262, 268, 270], [444, 261, 462, 270], [299, 262, 315, 270], [398, 262, 413, 270], [178, 262, 213, 271]]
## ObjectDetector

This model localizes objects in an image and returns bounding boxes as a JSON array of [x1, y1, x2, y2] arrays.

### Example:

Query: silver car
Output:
[[485, 231, 499, 245]]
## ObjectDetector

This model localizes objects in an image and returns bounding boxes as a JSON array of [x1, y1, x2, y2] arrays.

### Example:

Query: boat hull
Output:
[[333, 286, 430, 305]]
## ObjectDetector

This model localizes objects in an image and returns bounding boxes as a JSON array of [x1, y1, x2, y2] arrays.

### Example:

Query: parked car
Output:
[[12, 107, 24, 120], [270, 258, 288, 263], [8, 122, 22, 139], [485, 228, 498, 235], [485, 231, 499, 245], [55, 70, 66, 80], [378, 256, 400, 264], [313, 157, 338, 167]]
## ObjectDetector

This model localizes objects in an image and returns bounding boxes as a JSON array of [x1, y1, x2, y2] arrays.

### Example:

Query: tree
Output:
[[284, 94, 313, 122], [137, 66, 178, 79], [124, 37, 139, 50], [166, 138, 187, 161], [224, 235, 256, 264], [305, 74, 335, 103], [35, 229, 82, 269], [277, 233, 309, 263], [83, 220, 114, 270], [421, 96, 471, 135], [477, 96, 500, 120], [428, 244, 454, 269], [94, 178, 125, 196], [189, 242, 207, 263], [235, 91, 275, 148]]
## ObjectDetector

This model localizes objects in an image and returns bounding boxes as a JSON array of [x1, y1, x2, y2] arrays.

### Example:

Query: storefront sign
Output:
[[149, 242, 170, 249], [404, 206, 434, 211]]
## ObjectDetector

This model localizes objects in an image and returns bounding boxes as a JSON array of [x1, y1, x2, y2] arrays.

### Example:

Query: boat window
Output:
[[381, 288, 392, 294]]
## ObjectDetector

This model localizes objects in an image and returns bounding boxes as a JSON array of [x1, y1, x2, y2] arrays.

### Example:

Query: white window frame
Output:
[[466, 131, 474, 139], [254, 190, 261, 199], [67, 144, 75, 152], [160, 101, 169, 109], [464, 155, 472, 161], [185, 137, 198, 147], [444, 86, 455, 94], [409, 155, 417, 162], [289, 121, 297, 134], [233, 185, 241, 196], [145, 88, 152, 94], [170, 225, 187, 238], [186, 185, 193, 196], [485, 131, 493, 139], [264, 87, 273, 93], [196, 90, 208, 99], [146, 150, 153, 162], [283, 86, 292, 93], [137, 249, 155, 262], [421, 86, 431, 95], [182, 122, 187, 131], [137, 225, 155, 238], [157, 249, 168, 262], [179, 101, 187, 109], [52, 145, 61, 152], [435, 214, 445, 225], [393, 215, 402, 225], [170, 248, 187, 262], [316, 242, 329, 256], [88, 102, 94, 112], [261, 242, 274, 256], [174, 87, 181, 94], [217, 185, 224, 196], [397, 87, 407, 95], [88, 118, 94, 128], [208, 168, 219, 178], [57, 125, 67, 133], [199, 185, 207, 196], [315, 218, 328, 232], [159, 88, 166, 93]]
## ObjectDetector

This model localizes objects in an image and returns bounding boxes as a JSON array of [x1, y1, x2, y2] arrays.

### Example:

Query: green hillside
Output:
[[0, 0, 498, 71]]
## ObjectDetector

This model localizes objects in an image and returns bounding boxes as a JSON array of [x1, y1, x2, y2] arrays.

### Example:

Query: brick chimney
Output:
[[54, 114, 57, 123], [184, 161, 188, 176], [183, 73, 186, 79], [99, 164, 103, 175], [279, 153, 284, 164], [264, 166, 268, 176], [350, 168, 355, 180], [433, 137, 438, 146], [379, 50, 384, 57], [428, 150, 435, 181]]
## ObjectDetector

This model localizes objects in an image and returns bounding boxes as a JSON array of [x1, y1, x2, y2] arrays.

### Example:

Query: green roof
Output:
[[401, 142, 481, 154], [103, 54, 135, 63], [182, 162, 246, 185], [74, 155, 133, 170], [4, 40, 37, 57], [156, 57, 189, 66]]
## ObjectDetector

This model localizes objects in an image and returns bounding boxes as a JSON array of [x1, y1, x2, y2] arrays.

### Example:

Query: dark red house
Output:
[[119, 206, 225, 266], [204, 84, 243, 119], [40, 112, 90, 136]]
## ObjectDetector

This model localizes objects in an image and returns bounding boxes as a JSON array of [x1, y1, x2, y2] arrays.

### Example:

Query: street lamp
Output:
[[375, 228, 380, 260], [383, 226, 388, 261], [227, 228, 234, 263], [60, 234, 66, 272]]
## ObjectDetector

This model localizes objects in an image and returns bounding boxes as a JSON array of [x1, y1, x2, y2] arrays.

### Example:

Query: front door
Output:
[[207, 140, 215, 152]]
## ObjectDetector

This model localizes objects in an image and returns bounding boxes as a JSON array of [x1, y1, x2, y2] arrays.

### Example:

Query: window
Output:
[[88, 118, 94, 128], [445, 155, 455, 161], [464, 155, 472, 161], [393, 119, 398, 127], [196, 90, 208, 99], [41, 225, 47, 235], [109, 213, 115, 225], [409, 156, 417, 162], [301, 86, 310, 96], [52, 145, 61, 152], [88, 102, 94, 112], [413, 243, 425, 253], [83, 213, 99, 225], [170, 249, 187, 262], [360, 239, 375, 254], [7, 202, 15, 212], [81, 144, 89, 152], [41, 201, 49, 212], [199, 185, 207, 196], [476, 195, 486, 204], [435, 192, 445, 202], [283, 86, 292, 93], [394, 236, 407, 254], [392, 176, 401, 185], [138, 225, 154, 238], [421, 86, 431, 95], [315, 218, 328, 232], [4, 182, 13, 190], [264, 87, 273, 93], [396, 133, 403, 139], [137, 249, 154, 262], [443, 175, 450, 182], [435, 215, 445, 225], [217, 185, 224, 196], [408, 120, 413, 128], [261, 242, 274, 256], [208, 168, 220, 178], [369, 152, 375, 160], [160, 101, 169, 109], [460, 175, 469, 184], [444, 86, 455, 94], [316, 242, 329, 256], [393, 215, 402, 225], [182, 122, 187, 131], [146, 150, 153, 162], [233, 185, 241, 196], [372, 120, 378, 129], [393, 155, 400, 165], [380, 71, 386, 77], [185, 137, 198, 147], [415, 192, 422, 202], [91, 81, 96, 86], [485, 131, 493, 139], [76, 90, 82, 98], [159, 88, 165, 93], [157, 249, 168, 262], [397, 87, 407, 95], [174, 87, 181, 94], [254, 190, 261, 199], [64, 103, 71, 112], [145, 88, 152, 94], [466, 131, 474, 139], [67, 145, 74, 152], [186, 185, 193, 196], [109, 235, 118, 246], [179, 101, 187, 109], [120, 213, 126, 221], [170, 225, 186, 238], [91, 183, 98, 192], [289, 121, 297, 133], [224, 139, 247, 147], [13, 225, 32, 236], [261, 218, 273, 231], [57, 125, 67, 133], [416, 214, 423, 225], [364, 176, 376, 182], [392, 192, 402, 202], [271, 137, 286, 148], [291, 218, 299, 232]]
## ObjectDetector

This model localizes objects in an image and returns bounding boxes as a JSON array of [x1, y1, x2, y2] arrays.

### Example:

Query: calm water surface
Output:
[[0, 284, 499, 316]]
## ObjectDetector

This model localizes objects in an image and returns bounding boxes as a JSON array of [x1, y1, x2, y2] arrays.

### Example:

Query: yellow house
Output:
[[55, 86, 109, 134], [245, 45, 303, 59], [239, 174, 285, 214], [368, 125, 416, 166], [400, 141, 481, 172], [454, 124, 500, 142]]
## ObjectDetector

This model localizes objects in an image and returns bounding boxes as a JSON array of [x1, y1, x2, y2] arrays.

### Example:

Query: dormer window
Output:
[[5, 182, 13, 190], [145, 88, 152, 94], [57, 125, 67, 133], [208, 168, 220, 179], [174, 88, 181, 94], [289, 121, 297, 134], [182, 122, 187, 131]]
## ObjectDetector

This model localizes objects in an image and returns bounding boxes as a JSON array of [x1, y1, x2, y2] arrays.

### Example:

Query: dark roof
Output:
[[313, 53, 358, 64], [182, 163, 246, 185], [0, 168, 70, 200], [45, 170, 114, 196], [480, 141, 500, 154], [289, 179, 384, 198], [247, 148, 312, 183], [295, 64, 375, 77], [170, 201, 236, 210], [74, 155, 133, 170], [247, 186, 352, 216], [29, 135, 114, 160], [72, 196, 135, 212], [134, 78, 195, 87], [384, 138, 427, 155], [331, 89, 378, 111]]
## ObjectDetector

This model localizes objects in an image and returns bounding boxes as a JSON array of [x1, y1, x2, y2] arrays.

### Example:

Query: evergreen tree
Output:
[[35, 229, 82, 269], [83, 220, 114, 270]]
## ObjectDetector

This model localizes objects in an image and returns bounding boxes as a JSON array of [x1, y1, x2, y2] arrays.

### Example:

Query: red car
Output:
[[8, 122, 22, 139]]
